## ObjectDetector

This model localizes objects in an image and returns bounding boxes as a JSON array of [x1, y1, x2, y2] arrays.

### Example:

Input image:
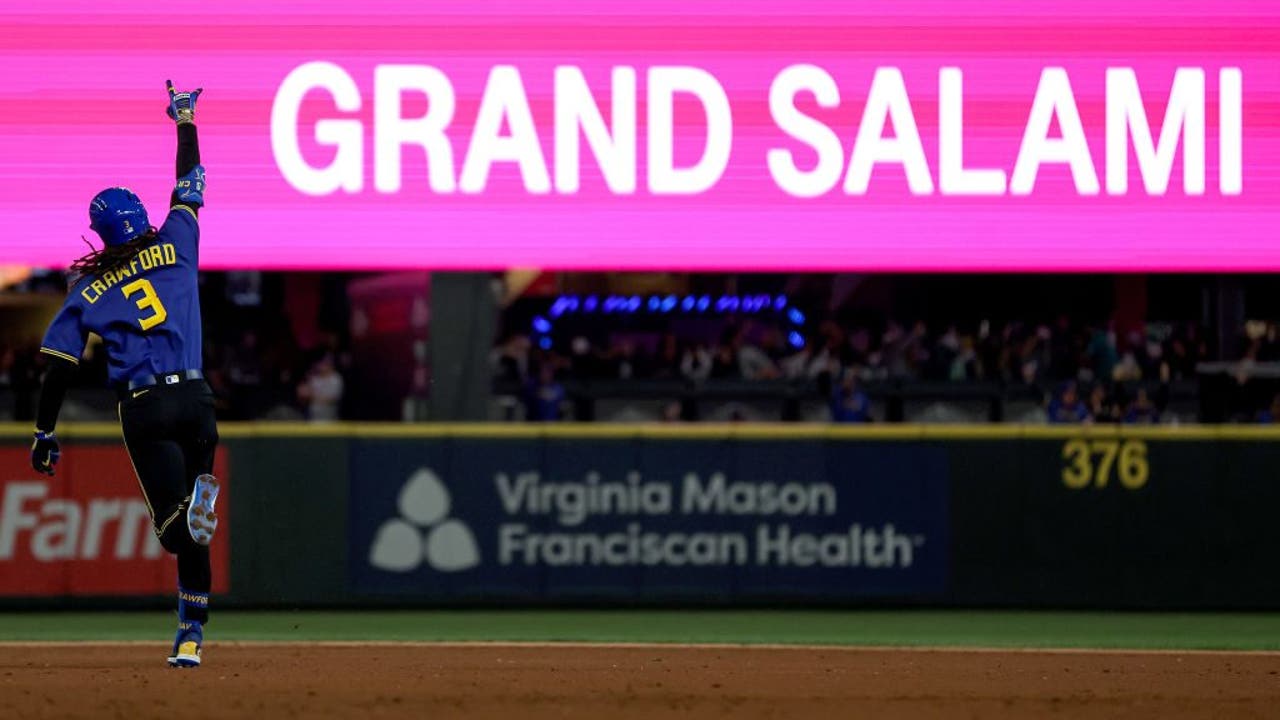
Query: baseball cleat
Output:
[[187, 474, 219, 546], [167, 621, 203, 668]]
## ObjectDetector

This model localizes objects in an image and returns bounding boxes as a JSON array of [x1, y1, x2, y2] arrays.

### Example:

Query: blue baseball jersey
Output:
[[41, 206, 202, 385]]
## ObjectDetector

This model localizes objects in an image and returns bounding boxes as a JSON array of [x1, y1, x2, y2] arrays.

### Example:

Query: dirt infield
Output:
[[2, 643, 1279, 719]]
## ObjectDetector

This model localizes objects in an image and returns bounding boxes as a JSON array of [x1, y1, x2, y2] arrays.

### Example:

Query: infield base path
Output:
[[2, 643, 1278, 719]]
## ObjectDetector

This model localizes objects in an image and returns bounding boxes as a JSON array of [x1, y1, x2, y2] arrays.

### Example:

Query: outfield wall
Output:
[[2, 424, 1278, 609]]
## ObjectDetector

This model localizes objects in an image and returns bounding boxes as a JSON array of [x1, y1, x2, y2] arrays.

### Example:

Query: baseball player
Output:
[[30, 81, 219, 668]]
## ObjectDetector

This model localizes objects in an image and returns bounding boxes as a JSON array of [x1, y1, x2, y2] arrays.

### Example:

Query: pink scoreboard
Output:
[[1, 1, 1276, 270]]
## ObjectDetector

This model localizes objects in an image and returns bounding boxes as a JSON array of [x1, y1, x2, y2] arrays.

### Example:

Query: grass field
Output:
[[2, 610, 1280, 650]]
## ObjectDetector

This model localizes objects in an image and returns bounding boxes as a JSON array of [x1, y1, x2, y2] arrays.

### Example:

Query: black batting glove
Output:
[[31, 430, 60, 476]]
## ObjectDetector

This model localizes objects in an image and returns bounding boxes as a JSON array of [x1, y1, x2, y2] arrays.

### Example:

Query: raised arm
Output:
[[175, 124, 200, 179], [166, 80, 205, 215]]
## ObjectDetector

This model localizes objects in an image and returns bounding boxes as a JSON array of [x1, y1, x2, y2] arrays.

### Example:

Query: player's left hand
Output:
[[165, 80, 203, 125], [31, 431, 60, 476]]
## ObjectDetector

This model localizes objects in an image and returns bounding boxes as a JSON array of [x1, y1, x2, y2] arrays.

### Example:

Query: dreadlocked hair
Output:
[[68, 230, 156, 283]]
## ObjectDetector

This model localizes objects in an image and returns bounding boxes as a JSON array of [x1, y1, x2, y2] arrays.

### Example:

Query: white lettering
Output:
[[271, 61, 363, 195], [0, 482, 163, 562], [939, 68, 1007, 195], [31, 500, 80, 561], [681, 473, 836, 516], [554, 66, 637, 193], [756, 524, 917, 568], [493, 470, 672, 526], [767, 64, 844, 197], [1106, 67, 1205, 195], [374, 64, 457, 193], [80, 499, 122, 559], [0, 482, 45, 559], [117, 500, 161, 559], [844, 67, 934, 195], [499, 522, 748, 567], [460, 66, 550, 194], [495, 471, 536, 516], [271, 63, 1245, 200], [1220, 67, 1243, 195], [1011, 68, 1099, 195], [647, 66, 732, 194]]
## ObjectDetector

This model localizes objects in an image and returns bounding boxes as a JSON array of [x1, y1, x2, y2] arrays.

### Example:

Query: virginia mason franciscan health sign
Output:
[[349, 438, 948, 601], [0, 1, 1277, 271]]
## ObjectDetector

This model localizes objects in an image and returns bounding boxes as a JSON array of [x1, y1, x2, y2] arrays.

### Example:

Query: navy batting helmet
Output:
[[88, 187, 151, 246]]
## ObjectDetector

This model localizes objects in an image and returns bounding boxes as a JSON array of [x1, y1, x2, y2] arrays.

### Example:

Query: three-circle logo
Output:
[[368, 468, 480, 573]]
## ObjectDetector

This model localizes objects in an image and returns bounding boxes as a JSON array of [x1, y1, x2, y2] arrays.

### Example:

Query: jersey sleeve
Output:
[[40, 302, 87, 365], [160, 203, 201, 248]]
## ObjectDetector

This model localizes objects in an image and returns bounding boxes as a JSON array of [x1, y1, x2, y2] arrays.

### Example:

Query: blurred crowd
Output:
[[6, 303, 1280, 425], [492, 314, 1229, 424], [0, 331, 349, 423], [200, 328, 348, 422], [499, 316, 1215, 385]]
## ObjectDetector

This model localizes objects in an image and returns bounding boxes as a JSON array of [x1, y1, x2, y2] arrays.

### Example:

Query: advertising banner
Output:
[[1, 1, 1277, 271], [349, 438, 948, 601], [0, 445, 230, 597]]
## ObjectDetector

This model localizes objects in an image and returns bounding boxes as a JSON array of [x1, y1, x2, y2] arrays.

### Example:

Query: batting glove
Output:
[[31, 430, 60, 476], [175, 165, 207, 207], [165, 80, 203, 125]]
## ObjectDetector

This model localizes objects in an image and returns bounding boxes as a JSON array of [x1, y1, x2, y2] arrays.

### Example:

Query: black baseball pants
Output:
[[118, 378, 219, 621]]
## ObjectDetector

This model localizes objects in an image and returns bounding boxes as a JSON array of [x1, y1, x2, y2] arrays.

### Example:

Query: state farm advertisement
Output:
[[0, 446, 229, 597]]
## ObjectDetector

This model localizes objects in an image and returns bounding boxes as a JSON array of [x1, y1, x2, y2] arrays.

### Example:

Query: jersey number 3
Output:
[[121, 279, 168, 331]]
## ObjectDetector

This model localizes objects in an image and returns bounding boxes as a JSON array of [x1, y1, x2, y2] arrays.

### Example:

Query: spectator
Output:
[[1111, 340, 1141, 381], [1263, 322, 1280, 362], [929, 324, 961, 380], [1168, 323, 1209, 379], [709, 333, 740, 379], [806, 324, 844, 384], [680, 343, 713, 382], [949, 336, 981, 381], [226, 330, 263, 385], [1087, 383, 1120, 423], [297, 354, 344, 422], [738, 335, 780, 380], [987, 322, 1020, 383], [225, 330, 266, 419], [879, 322, 904, 374], [1018, 329, 1049, 386], [493, 334, 531, 383], [611, 338, 640, 380], [1086, 325, 1119, 382], [661, 400, 682, 422], [651, 333, 681, 379], [1125, 387, 1161, 424], [880, 321, 918, 379], [830, 370, 871, 423], [1139, 334, 1164, 380], [1047, 381, 1089, 423], [780, 339, 825, 380], [1257, 393, 1280, 424], [758, 326, 789, 365], [524, 364, 566, 422], [1048, 314, 1078, 380], [847, 327, 871, 368]]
